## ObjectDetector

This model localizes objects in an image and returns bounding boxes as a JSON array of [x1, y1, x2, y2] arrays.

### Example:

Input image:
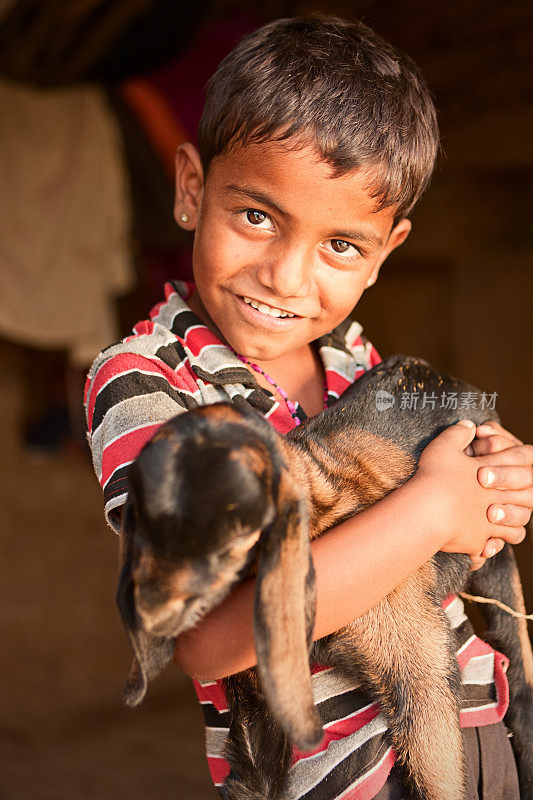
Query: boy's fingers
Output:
[[478, 464, 533, 491], [489, 525, 527, 545], [448, 419, 477, 448], [470, 435, 521, 457], [469, 554, 487, 571], [426, 420, 476, 455], [477, 444, 533, 468], [487, 504, 532, 527], [480, 537, 506, 559], [475, 421, 523, 445]]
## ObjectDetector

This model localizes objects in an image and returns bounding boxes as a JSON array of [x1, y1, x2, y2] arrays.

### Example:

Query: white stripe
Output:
[[286, 714, 388, 799], [206, 727, 230, 756], [312, 668, 362, 704], [461, 700, 497, 714], [444, 595, 468, 629], [345, 320, 363, 345], [325, 365, 356, 382], [461, 653, 495, 685]]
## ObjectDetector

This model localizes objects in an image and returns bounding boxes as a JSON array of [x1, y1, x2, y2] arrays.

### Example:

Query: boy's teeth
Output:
[[243, 297, 294, 318]]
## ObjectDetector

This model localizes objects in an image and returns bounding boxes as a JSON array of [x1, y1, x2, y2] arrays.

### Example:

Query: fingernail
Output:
[[487, 544, 496, 557], [459, 419, 476, 428], [483, 468, 496, 486], [477, 424, 493, 433], [465, 445, 474, 456], [492, 507, 504, 522]]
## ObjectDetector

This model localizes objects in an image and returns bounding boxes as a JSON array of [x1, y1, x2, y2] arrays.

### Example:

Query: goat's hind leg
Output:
[[220, 671, 292, 800], [322, 564, 467, 800]]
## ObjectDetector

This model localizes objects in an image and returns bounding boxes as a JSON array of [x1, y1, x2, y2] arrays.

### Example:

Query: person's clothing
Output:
[[84, 280, 512, 800], [0, 77, 133, 367], [374, 722, 519, 800]]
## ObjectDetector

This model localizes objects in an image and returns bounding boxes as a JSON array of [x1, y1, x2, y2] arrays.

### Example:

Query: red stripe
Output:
[[184, 325, 225, 357], [456, 633, 500, 670], [369, 345, 382, 368], [101, 424, 161, 488], [207, 755, 231, 784], [193, 679, 229, 713], [291, 704, 381, 765], [325, 368, 354, 397], [310, 663, 331, 675], [441, 593, 455, 609], [266, 401, 299, 435], [460, 649, 509, 728], [163, 280, 194, 302], [148, 300, 166, 321]]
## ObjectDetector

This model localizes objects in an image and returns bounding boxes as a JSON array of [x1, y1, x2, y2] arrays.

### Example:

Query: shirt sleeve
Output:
[[84, 347, 190, 533]]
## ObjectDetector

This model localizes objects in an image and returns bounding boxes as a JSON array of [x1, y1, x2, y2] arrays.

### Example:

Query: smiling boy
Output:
[[84, 17, 532, 799]]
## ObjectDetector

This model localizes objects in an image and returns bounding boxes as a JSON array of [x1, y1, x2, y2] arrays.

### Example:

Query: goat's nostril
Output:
[[136, 583, 168, 613]]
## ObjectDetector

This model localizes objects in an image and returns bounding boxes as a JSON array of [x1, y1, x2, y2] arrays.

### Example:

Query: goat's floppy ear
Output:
[[254, 466, 323, 752], [116, 498, 175, 707]]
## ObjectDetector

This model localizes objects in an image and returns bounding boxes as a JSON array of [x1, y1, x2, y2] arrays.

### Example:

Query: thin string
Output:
[[232, 349, 328, 426], [460, 592, 533, 621]]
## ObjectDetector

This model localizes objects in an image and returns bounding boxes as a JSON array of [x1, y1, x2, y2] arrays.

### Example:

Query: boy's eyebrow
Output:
[[328, 228, 384, 249], [222, 184, 289, 218], [223, 183, 385, 249]]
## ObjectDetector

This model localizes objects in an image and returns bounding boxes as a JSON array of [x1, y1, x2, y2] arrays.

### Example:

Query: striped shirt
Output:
[[84, 279, 510, 800]]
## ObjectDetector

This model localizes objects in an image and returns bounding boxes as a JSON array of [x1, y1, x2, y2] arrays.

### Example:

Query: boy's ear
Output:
[[174, 142, 204, 230], [367, 218, 412, 287]]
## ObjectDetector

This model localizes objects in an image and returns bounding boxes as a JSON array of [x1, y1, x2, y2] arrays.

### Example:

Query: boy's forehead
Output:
[[207, 138, 396, 238]]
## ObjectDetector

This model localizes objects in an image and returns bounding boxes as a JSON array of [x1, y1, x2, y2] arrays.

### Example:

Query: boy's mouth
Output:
[[240, 295, 298, 319]]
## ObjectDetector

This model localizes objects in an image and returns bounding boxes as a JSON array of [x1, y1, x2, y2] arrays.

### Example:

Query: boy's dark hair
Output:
[[197, 16, 439, 221]]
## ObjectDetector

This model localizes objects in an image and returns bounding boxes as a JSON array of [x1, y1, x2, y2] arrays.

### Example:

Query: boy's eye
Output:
[[330, 239, 355, 255], [244, 209, 272, 228]]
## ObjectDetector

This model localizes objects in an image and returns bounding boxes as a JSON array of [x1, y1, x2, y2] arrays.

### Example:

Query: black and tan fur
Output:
[[117, 355, 533, 800]]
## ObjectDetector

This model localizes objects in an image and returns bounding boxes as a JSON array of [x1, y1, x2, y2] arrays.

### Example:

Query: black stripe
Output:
[[315, 318, 355, 358], [92, 372, 192, 432], [103, 465, 130, 505], [153, 341, 189, 369], [461, 683, 497, 707], [296, 732, 391, 800], [452, 619, 477, 652], [169, 307, 203, 336], [201, 704, 232, 728], [315, 688, 374, 725], [193, 363, 259, 389]]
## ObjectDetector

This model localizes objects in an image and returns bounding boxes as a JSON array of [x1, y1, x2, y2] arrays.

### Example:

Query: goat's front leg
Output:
[[316, 562, 467, 800]]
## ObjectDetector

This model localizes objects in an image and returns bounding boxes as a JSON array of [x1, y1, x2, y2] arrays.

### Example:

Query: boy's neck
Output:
[[242, 345, 326, 420]]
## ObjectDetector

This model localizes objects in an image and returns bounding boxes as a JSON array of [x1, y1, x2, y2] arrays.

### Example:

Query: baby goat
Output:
[[117, 355, 533, 800]]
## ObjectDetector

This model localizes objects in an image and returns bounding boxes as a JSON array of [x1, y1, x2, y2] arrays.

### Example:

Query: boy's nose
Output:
[[255, 243, 312, 299]]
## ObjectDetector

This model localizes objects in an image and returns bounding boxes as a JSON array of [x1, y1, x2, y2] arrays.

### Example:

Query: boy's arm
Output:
[[174, 421, 530, 681]]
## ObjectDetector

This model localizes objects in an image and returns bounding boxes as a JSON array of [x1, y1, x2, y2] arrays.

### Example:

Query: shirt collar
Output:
[[167, 279, 363, 389]]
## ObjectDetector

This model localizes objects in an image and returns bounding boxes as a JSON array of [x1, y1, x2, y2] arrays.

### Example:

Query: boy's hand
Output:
[[414, 421, 527, 568], [467, 421, 532, 561]]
